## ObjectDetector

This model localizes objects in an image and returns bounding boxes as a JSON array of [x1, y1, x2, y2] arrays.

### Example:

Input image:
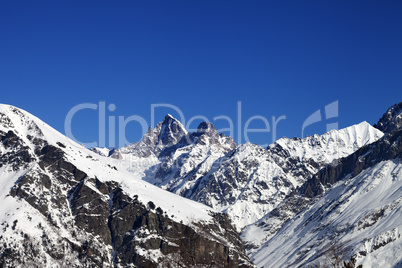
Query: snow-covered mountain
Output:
[[113, 117, 383, 230], [1, 101, 401, 267], [242, 103, 402, 267], [0, 104, 253, 267], [272, 121, 384, 166], [246, 123, 402, 267]]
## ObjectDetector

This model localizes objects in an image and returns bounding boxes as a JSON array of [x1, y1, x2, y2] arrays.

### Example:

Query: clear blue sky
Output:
[[1, 1, 401, 148]]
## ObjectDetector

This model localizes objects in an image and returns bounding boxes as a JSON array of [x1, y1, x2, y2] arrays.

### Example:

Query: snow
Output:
[[250, 159, 402, 267], [273, 121, 384, 165], [90, 147, 111, 157]]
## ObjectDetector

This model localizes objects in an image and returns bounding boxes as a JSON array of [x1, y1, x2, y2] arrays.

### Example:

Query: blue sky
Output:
[[1, 1, 401, 148]]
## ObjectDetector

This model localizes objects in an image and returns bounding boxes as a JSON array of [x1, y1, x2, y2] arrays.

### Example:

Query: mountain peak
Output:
[[197, 121, 216, 135], [157, 114, 187, 144], [159, 114, 187, 134], [163, 113, 175, 121], [374, 102, 402, 134], [198, 121, 214, 129], [114, 114, 188, 158]]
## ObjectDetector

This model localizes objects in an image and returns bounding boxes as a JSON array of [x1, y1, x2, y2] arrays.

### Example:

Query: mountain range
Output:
[[1, 102, 401, 267]]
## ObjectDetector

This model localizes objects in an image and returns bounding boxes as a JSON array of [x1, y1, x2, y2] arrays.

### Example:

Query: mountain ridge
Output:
[[106, 117, 383, 230], [1, 102, 401, 267], [0, 104, 253, 267]]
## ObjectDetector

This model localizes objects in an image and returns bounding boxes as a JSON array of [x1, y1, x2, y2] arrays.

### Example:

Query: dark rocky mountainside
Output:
[[374, 102, 402, 134]]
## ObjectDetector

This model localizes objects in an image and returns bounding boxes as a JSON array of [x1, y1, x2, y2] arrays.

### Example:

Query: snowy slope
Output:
[[0, 104, 253, 267], [250, 158, 402, 267], [273, 121, 384, 166]]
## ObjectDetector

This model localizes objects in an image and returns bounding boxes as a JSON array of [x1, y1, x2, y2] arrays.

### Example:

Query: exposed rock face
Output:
[[67, 177, 252, 267], [0, 105, 254, 267], [374, 102, 402, 133]]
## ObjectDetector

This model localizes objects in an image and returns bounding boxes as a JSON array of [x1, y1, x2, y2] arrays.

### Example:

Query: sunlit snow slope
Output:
[[252, 158, 402, 267]]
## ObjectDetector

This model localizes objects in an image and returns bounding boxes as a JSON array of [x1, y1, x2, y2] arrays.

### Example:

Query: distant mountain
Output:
[[112, 118, 383, 230], [0, 105, 253, 267]]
